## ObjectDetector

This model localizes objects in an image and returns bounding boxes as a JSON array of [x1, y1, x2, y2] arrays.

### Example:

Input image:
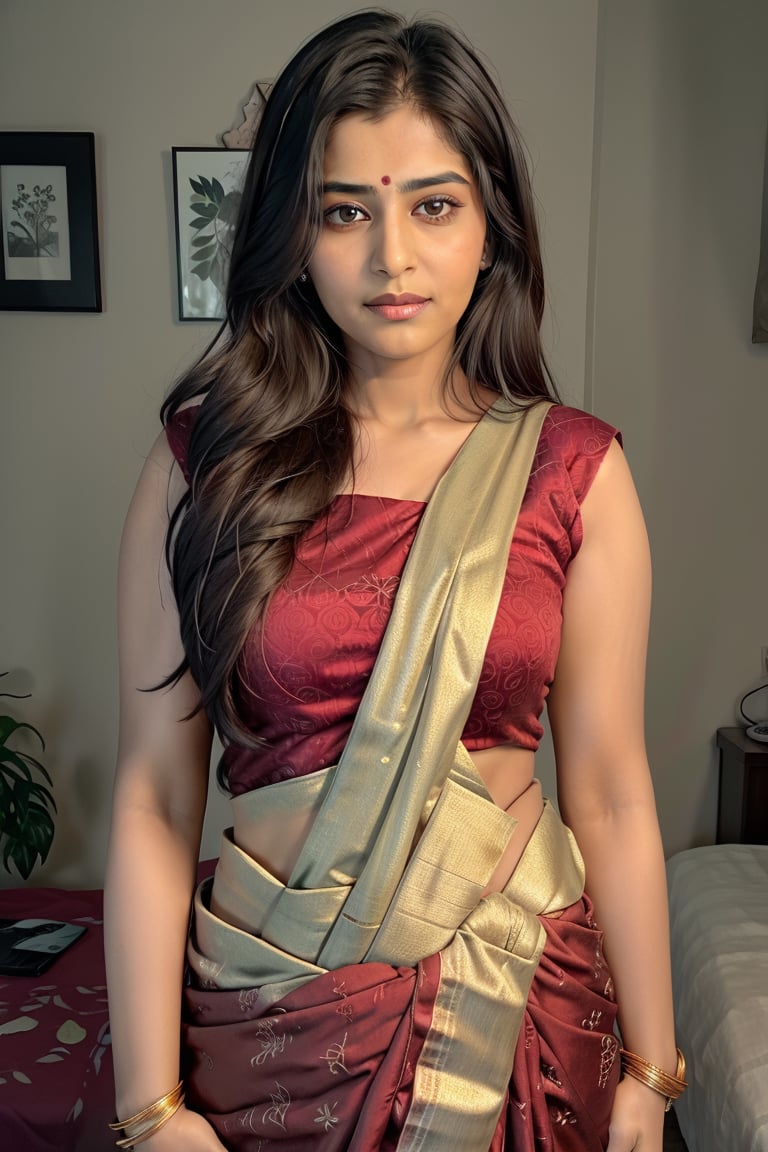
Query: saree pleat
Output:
[[183, 895, 620, 1150], [503, 901, 620, 1151]]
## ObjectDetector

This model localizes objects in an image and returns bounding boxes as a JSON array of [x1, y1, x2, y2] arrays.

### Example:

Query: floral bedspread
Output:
[[0, 886, 112, 1152]]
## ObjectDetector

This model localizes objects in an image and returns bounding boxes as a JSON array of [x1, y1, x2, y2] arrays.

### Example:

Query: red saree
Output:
[[180, 403, 620, 1149], [183, 895, 619, 1150]]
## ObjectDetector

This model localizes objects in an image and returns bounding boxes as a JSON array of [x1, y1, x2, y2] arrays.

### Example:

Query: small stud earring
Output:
[[299, 271, 308, 283]]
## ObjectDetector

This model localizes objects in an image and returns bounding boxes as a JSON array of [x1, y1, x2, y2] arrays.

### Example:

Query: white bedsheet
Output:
[[667, 844, 768, 1152]]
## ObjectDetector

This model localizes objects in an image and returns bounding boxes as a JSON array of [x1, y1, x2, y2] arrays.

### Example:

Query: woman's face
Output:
[[308, 104, 487, 379]]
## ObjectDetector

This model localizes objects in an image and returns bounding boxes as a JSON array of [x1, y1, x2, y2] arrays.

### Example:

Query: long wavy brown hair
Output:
[[161, 8, 560, 749]]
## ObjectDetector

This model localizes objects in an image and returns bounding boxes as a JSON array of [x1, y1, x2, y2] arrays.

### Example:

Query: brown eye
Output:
[[325, 204, 367, 225], [413, 195, 459, 222]]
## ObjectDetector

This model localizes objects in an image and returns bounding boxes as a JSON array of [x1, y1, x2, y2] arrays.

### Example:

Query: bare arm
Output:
[[104, 433, 224, 1149], [548, 441, 675, 1152]]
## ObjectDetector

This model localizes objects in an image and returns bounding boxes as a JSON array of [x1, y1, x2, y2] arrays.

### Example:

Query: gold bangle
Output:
[[113, 1095, 184, 1148], [620, 1047, 687, 1111], [109, 1081, 185, 1147]]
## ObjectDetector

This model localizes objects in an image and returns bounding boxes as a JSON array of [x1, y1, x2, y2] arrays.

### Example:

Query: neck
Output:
[[344, 353, 483, 429]]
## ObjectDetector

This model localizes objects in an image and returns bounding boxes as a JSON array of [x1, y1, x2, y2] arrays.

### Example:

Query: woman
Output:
[[105, 10, 682, 1151]]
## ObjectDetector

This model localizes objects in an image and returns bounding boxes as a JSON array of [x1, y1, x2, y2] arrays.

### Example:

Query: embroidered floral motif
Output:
[[263, 1082, 290, 1129], [347, 573, 400, 617], [197, 957, 224, 989], [332, 981, 354, 1020], [541, 1063, 563, 1088], [598, 1035, 619, 1089], [550, 1107, 577, 1126], [237, 1111, 265, 1145], [582, 1009, 602, 1031], [251, 1020, 288, 1066], [593, 936, 605, 981], [238, 988, 259, 1013], [320, 1033, 348, 1075], [239, 1108, 258, 1133], [314, 1102, 339, 1132]]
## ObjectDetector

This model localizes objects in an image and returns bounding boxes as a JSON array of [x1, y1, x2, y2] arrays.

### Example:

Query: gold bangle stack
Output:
[[108, 1081, 185, 1148], [620, 1047, 687, 1112]]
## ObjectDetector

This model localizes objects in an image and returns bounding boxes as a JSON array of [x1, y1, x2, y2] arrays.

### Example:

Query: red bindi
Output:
[[380, 175, 391, 185]]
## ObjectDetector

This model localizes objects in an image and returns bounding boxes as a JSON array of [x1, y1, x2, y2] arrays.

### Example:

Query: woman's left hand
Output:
[[606, 1074, 667, 1152]]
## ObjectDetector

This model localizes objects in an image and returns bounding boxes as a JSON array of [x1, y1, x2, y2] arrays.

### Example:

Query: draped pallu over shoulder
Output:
[[184, 400, 588, 1150]]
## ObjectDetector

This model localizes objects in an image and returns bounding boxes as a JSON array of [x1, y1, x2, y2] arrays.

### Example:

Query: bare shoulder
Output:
[[125, 427, 189, 532], [580, 438, 647, 544]]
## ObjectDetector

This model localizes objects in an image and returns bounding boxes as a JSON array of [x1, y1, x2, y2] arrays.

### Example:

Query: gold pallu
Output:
[[187, 398, 586, 1149]]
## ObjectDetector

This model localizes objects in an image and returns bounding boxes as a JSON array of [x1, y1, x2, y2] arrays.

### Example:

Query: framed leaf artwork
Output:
[[172, 147, 249, 321]]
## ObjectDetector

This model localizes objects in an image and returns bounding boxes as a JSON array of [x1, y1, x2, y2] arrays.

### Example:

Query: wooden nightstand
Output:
[[716, 727, 768, 844]]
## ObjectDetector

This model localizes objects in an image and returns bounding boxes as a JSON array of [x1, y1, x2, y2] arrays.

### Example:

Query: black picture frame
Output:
[[0, 132, 102, 312], [172, 147, 249, 321]]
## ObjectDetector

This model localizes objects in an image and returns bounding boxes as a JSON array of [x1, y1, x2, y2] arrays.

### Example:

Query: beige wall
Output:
[[591, 0, 768, 855], [0, 0, 598, 887]]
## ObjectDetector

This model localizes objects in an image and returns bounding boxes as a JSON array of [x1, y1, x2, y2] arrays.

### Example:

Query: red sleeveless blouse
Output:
[[166, 405, 619, 793]]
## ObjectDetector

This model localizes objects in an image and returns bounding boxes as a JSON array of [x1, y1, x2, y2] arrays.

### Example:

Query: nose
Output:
[[370, 211, 415, 278]]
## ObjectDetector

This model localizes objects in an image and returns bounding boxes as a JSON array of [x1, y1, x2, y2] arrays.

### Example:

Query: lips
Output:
[[366, 293, 427, 306], [364, 292, 430, 321]]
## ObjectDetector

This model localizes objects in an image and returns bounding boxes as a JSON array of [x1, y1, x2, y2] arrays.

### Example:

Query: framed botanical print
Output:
[[0, 132, 101, 312], [172, 147, 249, 321]]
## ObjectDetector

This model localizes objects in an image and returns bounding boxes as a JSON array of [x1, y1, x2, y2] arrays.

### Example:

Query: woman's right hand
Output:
[[138, 1105, 228, 1151]]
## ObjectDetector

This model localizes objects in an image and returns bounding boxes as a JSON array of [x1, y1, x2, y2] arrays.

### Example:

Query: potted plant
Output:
[[0, 676, 56, 880]]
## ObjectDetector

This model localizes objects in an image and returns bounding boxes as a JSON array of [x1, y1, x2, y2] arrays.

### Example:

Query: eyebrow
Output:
[[322, 171, 471, 195]]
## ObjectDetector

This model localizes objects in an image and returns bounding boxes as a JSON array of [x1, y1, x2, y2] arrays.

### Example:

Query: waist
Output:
[[224, 727, 541, 795]]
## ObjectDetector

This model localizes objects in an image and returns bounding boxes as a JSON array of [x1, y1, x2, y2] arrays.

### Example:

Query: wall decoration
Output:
[[172, 147, 249, 322], [222, 80, 274, 150], [0, 132, 101, 312]]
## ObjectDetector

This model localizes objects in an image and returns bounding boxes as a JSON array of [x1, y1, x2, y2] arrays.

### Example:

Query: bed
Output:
[[667, 843, 768, 1152], [0, 884, 112, 1152], [0, 861, 215, 1152]]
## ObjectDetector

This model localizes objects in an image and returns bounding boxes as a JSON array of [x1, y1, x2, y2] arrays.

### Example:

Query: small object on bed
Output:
[[0, 918, 87, 977]]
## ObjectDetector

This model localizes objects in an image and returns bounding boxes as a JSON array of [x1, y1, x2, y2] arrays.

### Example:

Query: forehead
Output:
[[323, 105, 470, 176]]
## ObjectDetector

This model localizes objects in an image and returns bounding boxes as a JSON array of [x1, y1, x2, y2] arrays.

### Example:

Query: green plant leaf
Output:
[[3, 837, 37, 880], [1, 797, 55, 879], [0, 748, 37, 782], [189, 177, 205, 196], [189, 217, 211, 232], [0, 747, 53, 789], [192, 261, 211, 282], [211, 177, 225, 204], [191, 243, 217, 265], [198, 175, 215, 200], [190, 202, 217, 220], [0, 715, 44, 749], [191, 232, 215, 248], [0, 678, 54, 879]]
